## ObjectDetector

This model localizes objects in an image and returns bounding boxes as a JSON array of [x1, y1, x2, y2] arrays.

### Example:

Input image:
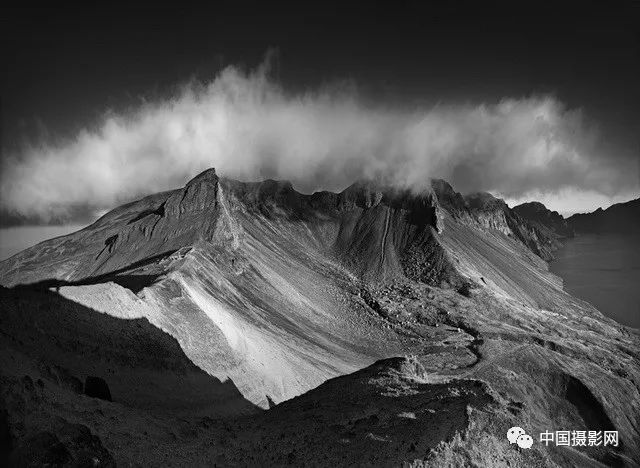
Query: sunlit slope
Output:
[[439, 213, 564, 309], [0, 169, 457, 407], [0, 168, 590, 409], [133, 177, 456, 406], [139, 244, 396, 407]]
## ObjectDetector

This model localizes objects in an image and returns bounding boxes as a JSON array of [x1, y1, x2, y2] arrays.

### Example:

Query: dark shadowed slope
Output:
[[0, 286, 257, 415], [0, 286, 258, 466]]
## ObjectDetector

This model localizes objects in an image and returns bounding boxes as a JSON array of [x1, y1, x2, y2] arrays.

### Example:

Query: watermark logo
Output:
[[539, 430, 618, 447], [508, 427, 620, 449], [507, 426, 533, 449]]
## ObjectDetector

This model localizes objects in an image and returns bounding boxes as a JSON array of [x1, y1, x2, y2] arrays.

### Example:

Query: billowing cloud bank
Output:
[[1, 62, 637, 222]]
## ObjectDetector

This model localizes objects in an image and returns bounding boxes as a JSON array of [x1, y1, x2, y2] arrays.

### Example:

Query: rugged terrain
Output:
[[513, 202, 574, 240], [1, 168, 639, 467]]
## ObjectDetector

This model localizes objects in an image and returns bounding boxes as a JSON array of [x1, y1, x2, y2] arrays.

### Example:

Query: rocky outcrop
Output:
[[513, 201, 574, 238], [224, 357, 495, 466], [465, 193, 561, 261], [428, 182, 563, 261]]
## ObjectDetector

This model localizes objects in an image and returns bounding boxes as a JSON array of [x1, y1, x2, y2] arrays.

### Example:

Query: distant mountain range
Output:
[[567, 198, 640, 234], [511, 197, 640, 236]]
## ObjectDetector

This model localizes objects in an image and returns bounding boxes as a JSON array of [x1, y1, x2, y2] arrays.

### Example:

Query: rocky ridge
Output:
[[1, 168, 639, 466]]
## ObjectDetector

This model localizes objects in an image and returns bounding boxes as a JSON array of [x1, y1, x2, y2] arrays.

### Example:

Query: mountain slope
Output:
[[1, 169, 639, 466], [513, 201, 574, 238], [0, 169, 461, 406]]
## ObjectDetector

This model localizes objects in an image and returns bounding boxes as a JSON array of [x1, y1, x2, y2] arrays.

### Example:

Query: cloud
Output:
[[1, 61, 638, 222]]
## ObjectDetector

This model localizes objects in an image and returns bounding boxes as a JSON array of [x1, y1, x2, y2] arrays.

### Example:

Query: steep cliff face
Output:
[[513, 201, 574, 238], [568, 198, 640, 234], [464, 192, 515, 236], [427, 182, 563, 262], [467, 193, 565, 261]]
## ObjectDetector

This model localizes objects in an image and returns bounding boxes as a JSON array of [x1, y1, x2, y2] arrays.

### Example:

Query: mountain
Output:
[[567, 198, 640, 234], [513, 201, 574, 238], [464, 192, 564, 261], [1, 169, 639, 466]]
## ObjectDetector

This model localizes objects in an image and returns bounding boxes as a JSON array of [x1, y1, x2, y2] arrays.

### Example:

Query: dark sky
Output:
[[2, 1, 639, 154]]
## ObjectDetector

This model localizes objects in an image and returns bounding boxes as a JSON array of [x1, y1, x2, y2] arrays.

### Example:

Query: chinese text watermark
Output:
[[507, 427, 619, 449]]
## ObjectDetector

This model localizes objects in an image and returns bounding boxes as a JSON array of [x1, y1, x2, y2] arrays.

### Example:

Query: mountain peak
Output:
[[517, 201, 546, 210], [513, 200, 574, 239], [513, 201, 562, 218], [465, 192, 507, 211], [185, 168, 218, 187]]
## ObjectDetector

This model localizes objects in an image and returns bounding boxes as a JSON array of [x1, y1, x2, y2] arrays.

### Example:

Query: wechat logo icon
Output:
[[507, 426, 533, 449]]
